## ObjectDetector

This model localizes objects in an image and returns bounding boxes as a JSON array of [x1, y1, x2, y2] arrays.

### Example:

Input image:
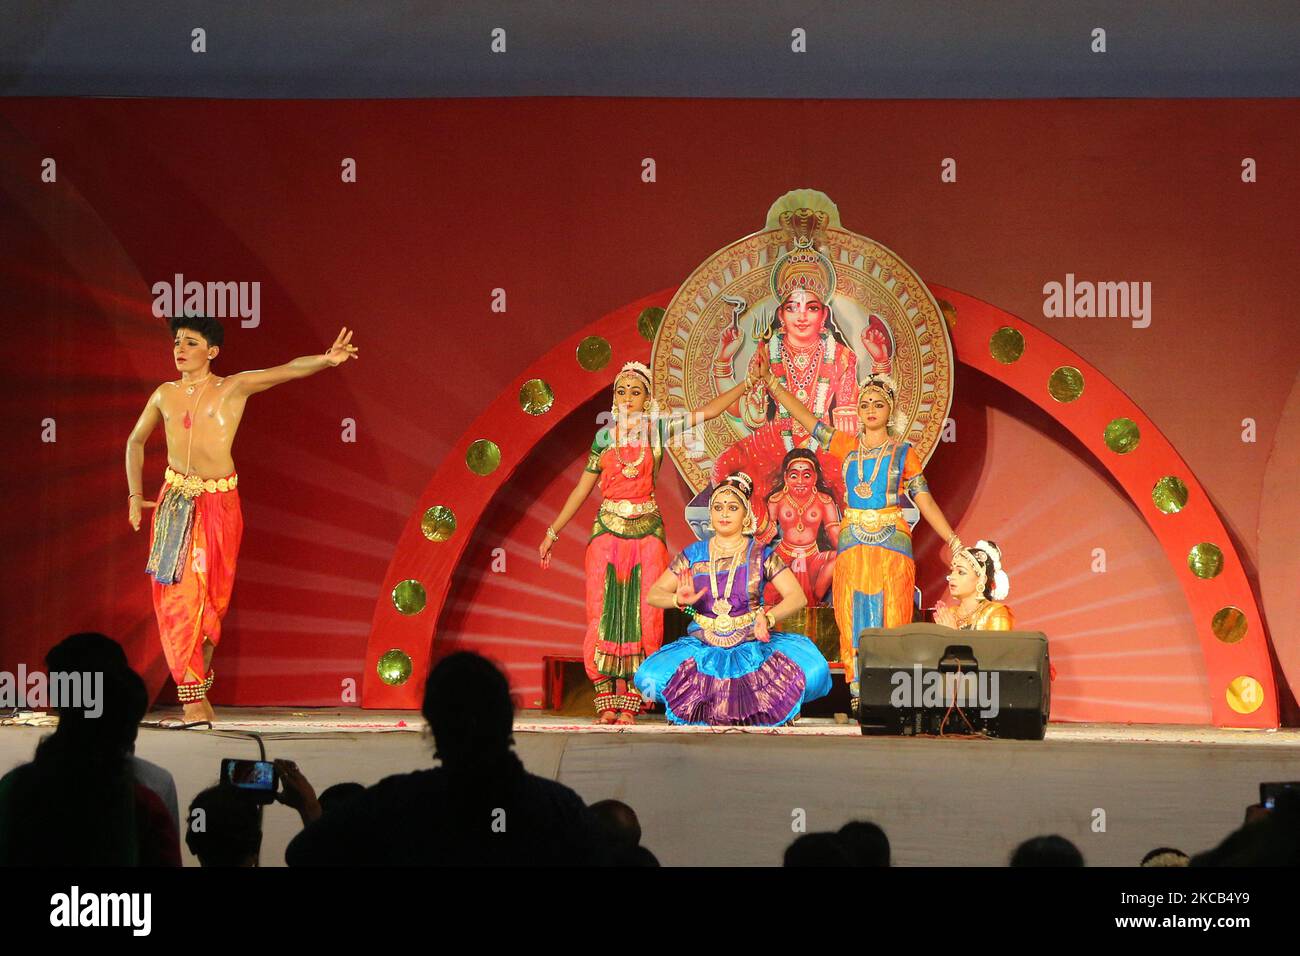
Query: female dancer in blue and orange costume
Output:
[[760, 352, 962, 713], [540, 361, 758, 724], [634, 472, 831, 725]]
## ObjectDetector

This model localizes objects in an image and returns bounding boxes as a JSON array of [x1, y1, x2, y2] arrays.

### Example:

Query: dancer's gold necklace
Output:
[[612, 417, 647, 478], [708, 535, 746, 628], [853, 432, 892, 498], [956, 598, 988, 629]]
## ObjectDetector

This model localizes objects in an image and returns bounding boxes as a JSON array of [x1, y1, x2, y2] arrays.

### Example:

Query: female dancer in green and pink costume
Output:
[[539, 361, 757, 724]]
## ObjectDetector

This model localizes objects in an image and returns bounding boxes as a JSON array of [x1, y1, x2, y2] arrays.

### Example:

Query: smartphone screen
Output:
[[1259, 781, 1299, 810], [221, 758, 277, 792]]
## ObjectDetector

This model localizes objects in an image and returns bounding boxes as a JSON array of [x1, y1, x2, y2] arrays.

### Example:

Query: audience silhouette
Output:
[[0, 639, 179, 866], [1010, 835, 1084, 867], [186, 784, 264, 866], [838, 820, 890, 866], [286, 652, 602, 866], [784, 832, 854, 866]]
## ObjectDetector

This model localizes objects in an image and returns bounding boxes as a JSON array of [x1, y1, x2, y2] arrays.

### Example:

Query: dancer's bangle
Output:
[[545, 526, 559, 542], [765, 610, 777, 628], [128, 493, 142, 501], [948, 533, 962, 552]]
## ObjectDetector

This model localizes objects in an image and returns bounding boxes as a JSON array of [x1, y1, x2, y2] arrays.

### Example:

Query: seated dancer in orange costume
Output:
[[126, 317, 359, 724], [933, 540, 1015, 631], [935, 541, 1056, 682]]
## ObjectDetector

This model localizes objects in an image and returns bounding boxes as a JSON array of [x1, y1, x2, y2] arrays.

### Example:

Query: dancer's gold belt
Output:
[[165, 466, 239, 498], [600, 496, 658, 519], [844, 506, 901, 532], [693, 609, 760, 647]]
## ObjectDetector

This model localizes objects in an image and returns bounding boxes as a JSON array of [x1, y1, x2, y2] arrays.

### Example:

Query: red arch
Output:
[[361, 284, 1279, 728]]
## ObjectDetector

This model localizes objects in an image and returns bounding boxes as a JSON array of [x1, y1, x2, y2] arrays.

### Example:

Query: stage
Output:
[[4, 710, 1297, 866]]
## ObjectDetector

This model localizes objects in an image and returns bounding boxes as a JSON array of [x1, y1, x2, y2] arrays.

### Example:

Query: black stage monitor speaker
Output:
[[857, 624, 1050, 739]]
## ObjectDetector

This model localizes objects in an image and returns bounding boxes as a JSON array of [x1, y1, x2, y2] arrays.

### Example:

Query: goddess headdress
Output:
[[753, 210, 839, 341]]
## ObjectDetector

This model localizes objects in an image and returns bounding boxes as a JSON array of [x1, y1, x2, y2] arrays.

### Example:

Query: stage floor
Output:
[[3, 708, 1297, 866], [87, 707, 1300, 746]]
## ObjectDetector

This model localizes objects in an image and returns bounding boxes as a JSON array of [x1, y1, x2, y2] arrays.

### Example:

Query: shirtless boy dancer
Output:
[[126, 316, 358, 723]]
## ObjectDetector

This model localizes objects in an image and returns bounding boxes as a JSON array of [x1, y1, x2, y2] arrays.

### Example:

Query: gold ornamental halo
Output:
[[649, 189, 956, 495]]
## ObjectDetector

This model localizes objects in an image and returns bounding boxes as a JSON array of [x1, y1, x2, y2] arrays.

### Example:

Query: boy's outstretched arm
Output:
[[230, 327, 358, 396]]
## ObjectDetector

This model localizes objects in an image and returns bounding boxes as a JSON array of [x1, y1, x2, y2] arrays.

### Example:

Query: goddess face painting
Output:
[[779, 290, 828, 347]]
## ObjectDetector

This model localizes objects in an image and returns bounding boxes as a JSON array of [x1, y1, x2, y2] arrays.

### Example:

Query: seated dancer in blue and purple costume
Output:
[[635, 472, 831, 725]]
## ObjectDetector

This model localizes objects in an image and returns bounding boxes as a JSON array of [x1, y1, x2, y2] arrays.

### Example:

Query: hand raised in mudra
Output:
[[674, 571, 707, 610], [324, 327, 360, 366]]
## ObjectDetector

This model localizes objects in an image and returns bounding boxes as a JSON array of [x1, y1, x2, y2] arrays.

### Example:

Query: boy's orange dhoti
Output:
[[145, 468, 243, 703]]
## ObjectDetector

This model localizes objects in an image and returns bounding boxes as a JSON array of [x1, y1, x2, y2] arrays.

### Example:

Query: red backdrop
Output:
[[1, 98, 1295, 722]]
